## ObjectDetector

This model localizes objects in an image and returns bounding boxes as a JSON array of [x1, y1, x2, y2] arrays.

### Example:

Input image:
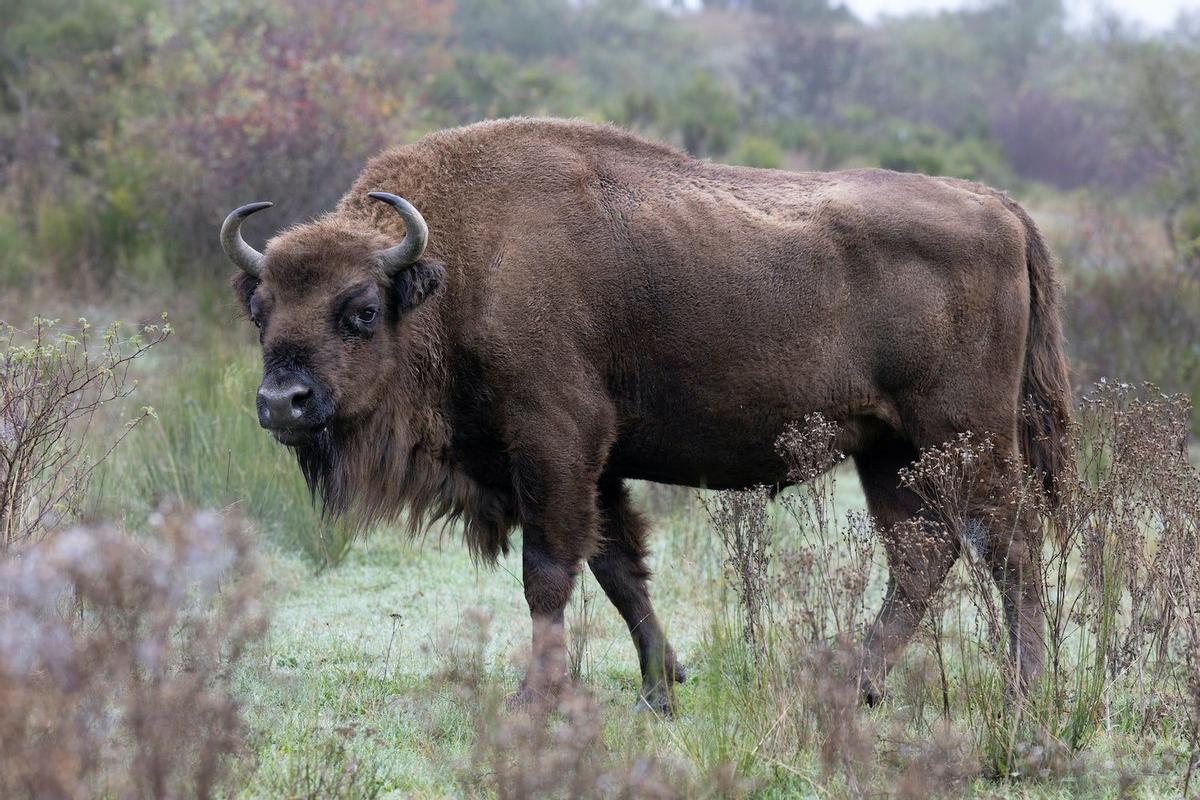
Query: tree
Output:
[[1114, 25, 1200, 270], [666, 70, 740, 157]]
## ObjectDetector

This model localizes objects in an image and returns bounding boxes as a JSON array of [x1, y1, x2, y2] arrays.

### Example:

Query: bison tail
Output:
[[1016, 207, 1073, 505]]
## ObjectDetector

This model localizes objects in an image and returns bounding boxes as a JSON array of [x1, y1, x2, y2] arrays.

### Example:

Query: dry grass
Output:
[[642, 384, 1200, 797], [0, 508, 265, 800], [429, 610, 704, 800]]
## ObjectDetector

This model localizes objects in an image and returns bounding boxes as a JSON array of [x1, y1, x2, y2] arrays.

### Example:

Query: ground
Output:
[[227, 474, 1190, 799]]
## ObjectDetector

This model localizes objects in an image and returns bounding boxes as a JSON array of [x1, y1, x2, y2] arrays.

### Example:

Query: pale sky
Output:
[[844, 0, 1199, 30]]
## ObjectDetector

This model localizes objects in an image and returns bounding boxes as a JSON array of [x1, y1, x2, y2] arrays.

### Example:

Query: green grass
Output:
[[93, 335, 356, 566], [217, 482, 1188, 798]]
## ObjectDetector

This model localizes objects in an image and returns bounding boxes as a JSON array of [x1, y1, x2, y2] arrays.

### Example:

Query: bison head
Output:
[[221, 193, 444, 449]]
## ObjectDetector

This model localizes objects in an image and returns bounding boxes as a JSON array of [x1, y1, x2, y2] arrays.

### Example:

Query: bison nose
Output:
[[257, 381, 313, 429]]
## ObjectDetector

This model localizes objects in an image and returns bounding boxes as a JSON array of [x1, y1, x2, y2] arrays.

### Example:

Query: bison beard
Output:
[[294, 411, 518, 564], [222, 118, 1071, 716], [294, 426, 344, 517]]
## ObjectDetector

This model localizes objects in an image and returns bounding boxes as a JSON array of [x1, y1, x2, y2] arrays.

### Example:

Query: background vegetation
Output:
[[3, 0, 1200, 410], [3, 0, 1200, 796]]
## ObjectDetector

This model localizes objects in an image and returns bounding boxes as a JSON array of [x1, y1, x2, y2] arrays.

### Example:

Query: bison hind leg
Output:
[[854, 437, 961, 704], [589, 478, 683, 716]]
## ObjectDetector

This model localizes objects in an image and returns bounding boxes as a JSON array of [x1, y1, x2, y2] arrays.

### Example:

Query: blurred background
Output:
[[2, 0, 1199, 412]]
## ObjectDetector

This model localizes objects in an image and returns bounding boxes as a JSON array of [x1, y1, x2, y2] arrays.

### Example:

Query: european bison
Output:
[[222, 118, 1070, 713]]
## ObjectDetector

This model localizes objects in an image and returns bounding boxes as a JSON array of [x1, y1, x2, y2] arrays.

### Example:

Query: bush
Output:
[[0, 508, 266, 800], [875, 124, 1011, 183], [728, 135, 785, 169], [697, 390, 1200, 792], [1059, 199, 1200, 432], [902, 383, 1200, 783], [0, 316, 169, 550], [666, 70, 741, 157]]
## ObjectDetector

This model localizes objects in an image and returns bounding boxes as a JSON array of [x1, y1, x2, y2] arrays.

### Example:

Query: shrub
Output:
[[137, 0, 452, 274], [666, 70, 741, 157], [0, 315, 169, 550], [698, 392, 1200, 793], [728, 135, 785, 169], [1066, 266, 1200, 431], [0, 508, 266, 800], [697, 415, 939, 795], [874, 124, 1010, 183], [1058, 196, 1200, 432], [903, 382, 1200, 784]]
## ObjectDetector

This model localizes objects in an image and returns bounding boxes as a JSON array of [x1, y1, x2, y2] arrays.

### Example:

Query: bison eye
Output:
[[345, 306, 379, 336], [250, 315, 262, 329]]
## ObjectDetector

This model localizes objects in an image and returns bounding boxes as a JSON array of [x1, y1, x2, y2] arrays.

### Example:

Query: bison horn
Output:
[[220, 201, 272, 278], [368, 191, 428, 272]]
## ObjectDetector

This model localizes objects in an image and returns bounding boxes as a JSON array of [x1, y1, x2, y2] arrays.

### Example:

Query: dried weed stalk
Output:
[[0, 508, 265, 800], [433, 610, 700, 800], [702, 485, 774, 657], [904, 382, 1200, 786]]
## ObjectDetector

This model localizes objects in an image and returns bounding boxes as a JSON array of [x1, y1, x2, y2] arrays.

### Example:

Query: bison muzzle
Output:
[[222, 118, 1071, 715]]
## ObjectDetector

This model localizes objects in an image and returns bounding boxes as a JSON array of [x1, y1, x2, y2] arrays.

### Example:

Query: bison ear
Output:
[[231, 271, 259, 316], [392, 259, 446, 315]]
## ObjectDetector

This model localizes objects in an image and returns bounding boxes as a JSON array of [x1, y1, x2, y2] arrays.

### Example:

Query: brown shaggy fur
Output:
[[231, 118, 1071, 712]]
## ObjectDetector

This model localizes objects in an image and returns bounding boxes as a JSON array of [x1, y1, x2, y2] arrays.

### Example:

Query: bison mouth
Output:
[[268, 423, 327, 447]]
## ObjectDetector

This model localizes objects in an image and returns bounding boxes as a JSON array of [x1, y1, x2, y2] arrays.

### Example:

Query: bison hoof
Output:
[[634, 683, 679, 718]]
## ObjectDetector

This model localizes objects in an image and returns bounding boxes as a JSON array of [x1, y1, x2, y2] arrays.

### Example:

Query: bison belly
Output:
[[603, 259, 962, 490]]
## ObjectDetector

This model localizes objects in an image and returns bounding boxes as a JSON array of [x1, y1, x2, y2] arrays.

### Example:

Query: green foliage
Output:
[[424, 52, 580, 125], [452, 0, 576, 59], [1177, 203, 1200, 264], [728, 135, 785, 169], [1110, 29, 1200, 270], [875, 124, 1011, 183], [1066, 266, 1200, 433], [0, 208, 29, 285], [668, 71, 741, 158], [3, 0, 1196, 292]]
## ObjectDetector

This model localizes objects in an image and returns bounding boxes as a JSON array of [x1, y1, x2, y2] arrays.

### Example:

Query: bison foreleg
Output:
[[507, 535, 579, 713], [504, 404, 614, 713]]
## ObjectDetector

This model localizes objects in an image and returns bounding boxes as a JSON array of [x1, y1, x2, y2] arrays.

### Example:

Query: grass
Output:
[[93, 334, 357, 566], [220, 471, 1190, 798], [229, 494, 834, 798]]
